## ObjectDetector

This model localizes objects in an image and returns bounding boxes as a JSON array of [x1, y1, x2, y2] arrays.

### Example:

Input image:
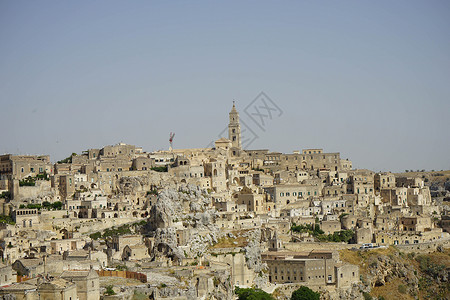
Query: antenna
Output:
[[169, 132, 175, 151]]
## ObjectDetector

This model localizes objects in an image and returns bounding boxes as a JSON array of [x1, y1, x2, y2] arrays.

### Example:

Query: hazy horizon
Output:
[[1, 1, 449, 172]]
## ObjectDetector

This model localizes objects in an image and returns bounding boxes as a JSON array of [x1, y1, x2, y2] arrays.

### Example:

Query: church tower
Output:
[[228, 101, 242, 149]]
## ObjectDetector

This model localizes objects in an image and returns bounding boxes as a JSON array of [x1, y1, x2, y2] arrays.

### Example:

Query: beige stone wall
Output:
[[17, 180, 53, 201], [208, 252, 255, 286], [335, 264, 359, 288], [284, 242, 354, 252], [321, 220, 342, 235], [0, 265, 13, 286]]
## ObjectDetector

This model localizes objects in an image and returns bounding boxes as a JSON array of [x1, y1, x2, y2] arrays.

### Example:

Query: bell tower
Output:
[[228, 101, 241, 149]]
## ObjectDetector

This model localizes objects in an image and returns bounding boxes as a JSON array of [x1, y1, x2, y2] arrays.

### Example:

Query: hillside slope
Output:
[[340, 247, 450, 300]]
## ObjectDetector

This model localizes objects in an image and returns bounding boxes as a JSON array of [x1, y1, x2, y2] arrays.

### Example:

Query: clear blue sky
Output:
[[1, 1, 449, 172]]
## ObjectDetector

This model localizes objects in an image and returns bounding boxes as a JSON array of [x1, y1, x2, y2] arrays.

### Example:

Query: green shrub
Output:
[[397, 284, 407, 294], [362, 292, 372, 300], [105, 285, 115, 295], [151, 166, 168, 172], [291, 286, 320, 300], [89, 232, 102, 240], [235, 287, 274, 300], [0, 215, 15, 225], [146, 189, 158, 195], [19, 176, 35, 186], [0, 191, 11, 200], [57, 153, 77, 164]]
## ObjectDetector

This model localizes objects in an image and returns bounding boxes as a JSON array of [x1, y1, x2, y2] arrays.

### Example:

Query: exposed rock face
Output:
[[445, 180, 450, 192], [118, 176, 148, 195], [354, 250, 450, 299], [335, 283, 367, 300], [152, 227, 184, 262], [148, 188, 183, 230], [148, 184, 213, 230], [188, 229, 219, 257], [367, 254, 417, 289], [148, 184, 221, 263], [244, 229, 269, 288]]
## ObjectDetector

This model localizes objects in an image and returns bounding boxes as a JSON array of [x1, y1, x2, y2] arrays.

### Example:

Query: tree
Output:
[[51, 201, 63, 210], [57, 153, 77, 164], [104, 285, 115, 295], [235, 287, 274, 300], [291, 286, 320, 300]]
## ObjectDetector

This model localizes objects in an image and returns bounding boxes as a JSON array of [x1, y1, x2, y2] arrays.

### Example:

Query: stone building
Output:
[[12, 258, 44, 277], [13, 209, 40, 229], [60, 269, 100, 300], [0, 263, 13, 287], [264, 184, 323, 210], [0, 281, 39, 300], [39, 278, 77, 300], [204, 159, 227, 192], [228, 102, 242, 156], [262, 250, 358, 286], [374, 172, 396, 192], [236, 187, 266, 214], [0, 155, 52, 180], [111, 235, 142, 253], [400, 216, 432, 232], [347, 170, 374, 195]]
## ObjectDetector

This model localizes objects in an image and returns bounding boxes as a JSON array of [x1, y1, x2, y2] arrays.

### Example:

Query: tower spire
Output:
[[228, 101, 241, 150]]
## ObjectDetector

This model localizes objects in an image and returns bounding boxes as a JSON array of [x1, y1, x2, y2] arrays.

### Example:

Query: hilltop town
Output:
[[0, 104, 449, 300]]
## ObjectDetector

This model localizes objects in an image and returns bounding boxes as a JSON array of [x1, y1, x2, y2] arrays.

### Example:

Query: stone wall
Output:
[[97, 270, 147, 283], [16, 180, 53, 200], [284, 242, 354, 252], [396, 237, 450, 253]]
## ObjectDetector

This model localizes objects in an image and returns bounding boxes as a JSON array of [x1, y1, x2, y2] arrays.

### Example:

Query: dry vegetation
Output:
[[394, 170, 450, 184], [371, 277, 415, 300], [209, 230, 250, 249], [339, 246, 397, 273], [340, 247, 450, 300], [99, 276, 144, 287]]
